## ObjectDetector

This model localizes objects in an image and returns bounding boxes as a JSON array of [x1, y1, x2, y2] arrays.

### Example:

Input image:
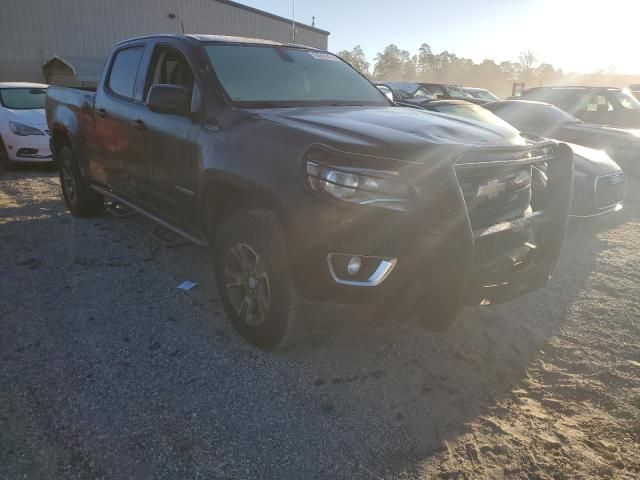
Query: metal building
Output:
[[0, 0, 330, 86]]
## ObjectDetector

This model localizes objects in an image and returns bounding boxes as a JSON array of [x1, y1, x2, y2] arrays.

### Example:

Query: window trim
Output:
[[142, 43, 199, 105], [104, 44, 147, 104]]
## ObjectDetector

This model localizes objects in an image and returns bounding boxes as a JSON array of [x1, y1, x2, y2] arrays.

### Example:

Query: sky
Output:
[[239, 0, 639, 74]]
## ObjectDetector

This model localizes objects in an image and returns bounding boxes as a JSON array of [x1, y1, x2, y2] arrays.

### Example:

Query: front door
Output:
[[136, 44, 201, 227]]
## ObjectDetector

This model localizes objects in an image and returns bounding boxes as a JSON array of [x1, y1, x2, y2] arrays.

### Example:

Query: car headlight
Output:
[[9, 121, 45, 136], [305, 150, 412, 211]]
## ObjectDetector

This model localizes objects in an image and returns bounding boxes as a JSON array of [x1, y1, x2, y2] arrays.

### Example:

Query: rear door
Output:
[[136, 40, 201, 227], [93, 43, 148, 197]]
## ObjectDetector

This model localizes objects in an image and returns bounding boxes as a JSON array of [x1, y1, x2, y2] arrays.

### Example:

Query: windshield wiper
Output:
[[242, 101, 296, 109], [327, 102, 366, 106]]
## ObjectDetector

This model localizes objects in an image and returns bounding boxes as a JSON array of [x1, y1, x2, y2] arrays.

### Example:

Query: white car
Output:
[[0, 82, 52, 171]]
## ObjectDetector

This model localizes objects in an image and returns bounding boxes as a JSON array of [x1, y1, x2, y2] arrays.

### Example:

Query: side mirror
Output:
[[147, 84, 191, 117]]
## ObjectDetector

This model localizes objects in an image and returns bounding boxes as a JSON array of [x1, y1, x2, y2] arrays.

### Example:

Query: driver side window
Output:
[[144, 45, 198, 108]]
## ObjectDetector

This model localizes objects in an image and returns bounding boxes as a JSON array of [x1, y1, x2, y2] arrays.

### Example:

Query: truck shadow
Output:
[[1, 169, 635, 478]]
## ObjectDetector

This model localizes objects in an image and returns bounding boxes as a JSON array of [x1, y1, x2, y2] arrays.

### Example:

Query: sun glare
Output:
[[532, 0, 640, 73]]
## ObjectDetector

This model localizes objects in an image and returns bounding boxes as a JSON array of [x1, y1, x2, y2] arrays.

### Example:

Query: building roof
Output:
[[213, 0, 330, 35], [0, 82, 48, 88]]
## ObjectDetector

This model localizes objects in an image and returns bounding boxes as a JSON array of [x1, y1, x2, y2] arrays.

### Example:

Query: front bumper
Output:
[[1, 129, 53, 162], [286, 142, 574, 308]]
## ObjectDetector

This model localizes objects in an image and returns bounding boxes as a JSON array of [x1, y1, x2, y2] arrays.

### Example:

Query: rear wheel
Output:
[[58, 144, 103, 217], [214, 210, 301, 349]]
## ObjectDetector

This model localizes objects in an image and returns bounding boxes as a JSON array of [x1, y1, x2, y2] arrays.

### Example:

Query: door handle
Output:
[[96, 108, 108, 118], [130, 119, 146, 131]]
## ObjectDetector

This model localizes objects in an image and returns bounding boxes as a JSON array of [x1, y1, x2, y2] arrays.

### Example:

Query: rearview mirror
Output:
[[147, 84, 191, 117]]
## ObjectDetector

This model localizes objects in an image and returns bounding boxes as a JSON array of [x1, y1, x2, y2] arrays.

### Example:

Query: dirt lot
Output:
[[1, 166, 639, 479]]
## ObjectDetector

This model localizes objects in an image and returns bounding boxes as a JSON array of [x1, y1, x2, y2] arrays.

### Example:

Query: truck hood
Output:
[[251, 106, 526, 161], [1, 107, 47, 127]]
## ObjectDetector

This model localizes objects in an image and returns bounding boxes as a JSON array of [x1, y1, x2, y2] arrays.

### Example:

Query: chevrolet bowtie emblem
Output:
[[477, 178, 507, 199]]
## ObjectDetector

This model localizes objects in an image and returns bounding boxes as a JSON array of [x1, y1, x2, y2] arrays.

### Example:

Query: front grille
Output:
[[454, 148, 551, 229], [458, 168, 532, 229], [596, 172, 625, 209]]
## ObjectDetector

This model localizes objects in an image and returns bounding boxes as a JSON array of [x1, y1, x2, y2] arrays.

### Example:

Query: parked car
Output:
[[46, 34, 573, 348], [418, 83, 488, 105], [463, 87, 500, 102], [373, 81, 435, 107], [485, 100, 639, 177], [630, 84, 640, 101], [519, 86, 640, 128], [415, 99, 625, 217], [0, 82, 52, 171]]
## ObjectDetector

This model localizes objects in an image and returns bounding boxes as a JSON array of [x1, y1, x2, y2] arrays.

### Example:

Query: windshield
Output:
[[469, 89, 500, 101], [433, 103, 518, 131], [447, 86, 471, 98], [612, 90, 640, 111], [0, 87, 47, 110], [205, 44, 387, 107]]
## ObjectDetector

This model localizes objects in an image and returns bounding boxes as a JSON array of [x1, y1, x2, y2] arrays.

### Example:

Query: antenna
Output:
[[312, 16, 315, 27], [292, 0, 296, 42]]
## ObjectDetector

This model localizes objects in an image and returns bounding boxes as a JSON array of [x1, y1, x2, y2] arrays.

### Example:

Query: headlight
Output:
[[305, 150, 411, 211], [9, 121, 45, 136]]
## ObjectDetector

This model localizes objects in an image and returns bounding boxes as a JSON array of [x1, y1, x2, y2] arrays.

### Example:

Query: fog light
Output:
[[327, 253, 397, 287], [347, 256, 362, 276]]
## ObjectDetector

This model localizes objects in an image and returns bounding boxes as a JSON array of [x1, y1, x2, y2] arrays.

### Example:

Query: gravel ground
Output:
[[1, 166, 639, 479]]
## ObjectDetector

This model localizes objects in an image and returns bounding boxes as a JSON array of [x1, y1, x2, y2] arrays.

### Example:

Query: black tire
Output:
[[58, 144, 103, 217], [214, 210, 301, 349], [0, 139, 11, 174]]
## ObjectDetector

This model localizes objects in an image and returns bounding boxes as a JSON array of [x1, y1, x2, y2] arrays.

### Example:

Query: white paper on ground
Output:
[[177, 280, 198, 291]]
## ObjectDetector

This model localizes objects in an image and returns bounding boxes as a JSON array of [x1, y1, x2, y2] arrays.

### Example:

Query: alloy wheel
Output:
[[223, 243, 271, 326]]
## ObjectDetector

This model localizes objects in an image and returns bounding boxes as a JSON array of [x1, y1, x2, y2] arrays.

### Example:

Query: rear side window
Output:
[[107, 46, 144, 99]]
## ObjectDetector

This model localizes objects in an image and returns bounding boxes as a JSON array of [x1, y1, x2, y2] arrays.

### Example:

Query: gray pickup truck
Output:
[[46, 34, 573, 348]]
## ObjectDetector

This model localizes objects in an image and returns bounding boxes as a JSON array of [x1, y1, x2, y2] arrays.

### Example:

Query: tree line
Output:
[[337, 44, 640, 98]]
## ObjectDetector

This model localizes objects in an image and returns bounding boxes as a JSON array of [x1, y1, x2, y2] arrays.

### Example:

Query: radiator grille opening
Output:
[[454, 146, 555, 230]]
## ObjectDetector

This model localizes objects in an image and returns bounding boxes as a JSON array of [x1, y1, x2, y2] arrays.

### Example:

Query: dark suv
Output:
[[46, 34, 573, 348], [520, 86, 640, 128]]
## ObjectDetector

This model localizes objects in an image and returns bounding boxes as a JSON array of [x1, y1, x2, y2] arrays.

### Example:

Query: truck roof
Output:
[[529, 85, 623, 91], [115, 33, 320, 51]]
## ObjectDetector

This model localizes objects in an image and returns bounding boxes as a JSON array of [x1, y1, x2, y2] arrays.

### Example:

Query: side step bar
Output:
[[91, 185, 208, 247], [105, 201, 137, 218]]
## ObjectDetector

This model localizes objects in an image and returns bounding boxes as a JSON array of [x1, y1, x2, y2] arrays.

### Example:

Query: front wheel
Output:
[[214, 210, 301, 349], [58, 145, 103, 217]]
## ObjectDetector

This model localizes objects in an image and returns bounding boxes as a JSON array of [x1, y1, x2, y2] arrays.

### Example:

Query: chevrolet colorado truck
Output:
[[46, 34, 573, 348]]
